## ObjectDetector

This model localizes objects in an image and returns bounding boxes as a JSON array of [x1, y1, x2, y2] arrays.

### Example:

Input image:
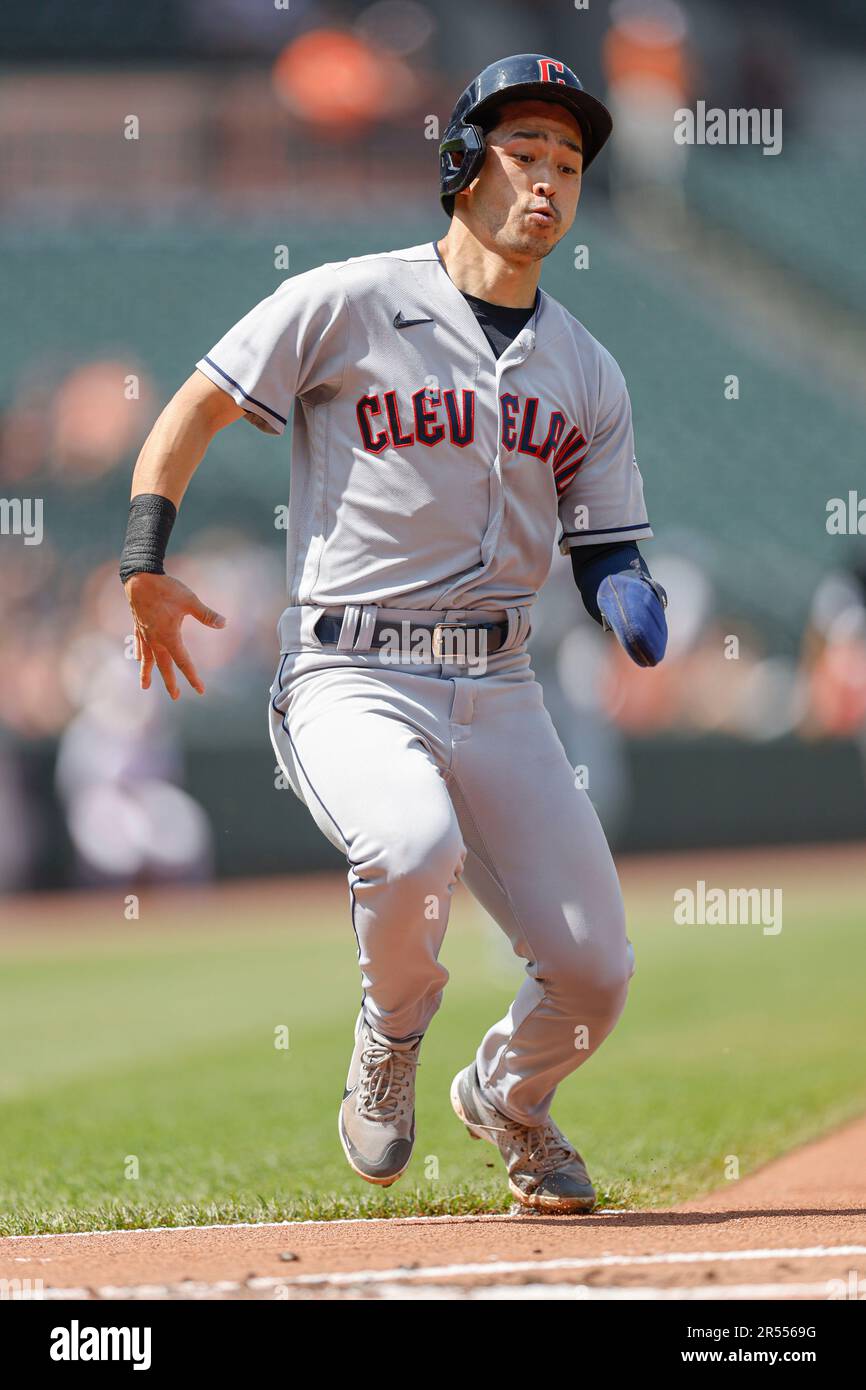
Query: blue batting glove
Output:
[[597, 570, 668, 668]]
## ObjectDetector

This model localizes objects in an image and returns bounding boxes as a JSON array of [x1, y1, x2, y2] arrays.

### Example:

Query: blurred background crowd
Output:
[[1, 0, 865, 891]]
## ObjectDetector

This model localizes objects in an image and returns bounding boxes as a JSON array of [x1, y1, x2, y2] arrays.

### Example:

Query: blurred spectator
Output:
[[799, 554, 866, 741], [272, 28, 416, 131], [55, 639, 214, 886], [50, 360, 156, 481], [731, 18, 798, 131], [602, 0, 693, 243], [536, 545, 798, 809]]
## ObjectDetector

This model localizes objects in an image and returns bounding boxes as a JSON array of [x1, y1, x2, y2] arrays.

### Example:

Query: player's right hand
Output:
[[124, 572, 226, 700]]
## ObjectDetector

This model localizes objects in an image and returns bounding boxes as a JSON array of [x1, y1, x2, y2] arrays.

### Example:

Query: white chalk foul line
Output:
[[0, 1213, 534, 1243], [7, 1237, 865, 1293], [261, 1245, 866, 1288]]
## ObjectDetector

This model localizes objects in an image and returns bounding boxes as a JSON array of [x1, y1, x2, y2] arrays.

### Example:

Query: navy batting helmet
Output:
[[439, 54, 612, 216]]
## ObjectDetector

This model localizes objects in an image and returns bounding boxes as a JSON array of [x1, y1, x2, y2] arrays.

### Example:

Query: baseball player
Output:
[[121, 55, 667, 1213]]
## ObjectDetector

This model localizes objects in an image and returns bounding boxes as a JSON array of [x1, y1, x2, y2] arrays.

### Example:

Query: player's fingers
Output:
[[187, 593, 226, 629], [139, 638, 155, 691], [167, 635, 205, 695], [133, 622, 151, 687], [151, 643, 180, 701], [133, 626, 141, 662]]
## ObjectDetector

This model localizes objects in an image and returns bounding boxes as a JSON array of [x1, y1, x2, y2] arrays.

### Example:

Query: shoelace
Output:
[[469, 1116, 578, 1172], [521, 1126, 578, 1172], [358, 1043, 419, 1121]]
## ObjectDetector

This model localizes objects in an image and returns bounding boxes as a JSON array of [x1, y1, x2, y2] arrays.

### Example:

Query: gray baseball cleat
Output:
[[338, 1009, 422, 1186], [450, 1063, 597, 1213]]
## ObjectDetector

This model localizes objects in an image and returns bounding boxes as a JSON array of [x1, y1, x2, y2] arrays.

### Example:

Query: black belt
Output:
[[314, 612, 511, 659]]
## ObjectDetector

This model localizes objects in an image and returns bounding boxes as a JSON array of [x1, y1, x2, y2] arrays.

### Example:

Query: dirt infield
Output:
[[3, 1113, 864, 1301]]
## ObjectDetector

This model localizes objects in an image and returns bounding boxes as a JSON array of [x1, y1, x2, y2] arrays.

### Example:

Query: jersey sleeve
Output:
[[557, 353, 653, 553], [195, 265, 348, 436]]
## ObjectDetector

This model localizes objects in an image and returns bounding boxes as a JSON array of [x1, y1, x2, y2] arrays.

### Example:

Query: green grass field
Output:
[[0, 860, 863, 1235]]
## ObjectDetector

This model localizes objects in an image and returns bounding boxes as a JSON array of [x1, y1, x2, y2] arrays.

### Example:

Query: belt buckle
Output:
[[432, 621, 462, 661]]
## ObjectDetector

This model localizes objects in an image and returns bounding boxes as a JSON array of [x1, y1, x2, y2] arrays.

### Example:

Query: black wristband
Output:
[[570, 541, 647, 625], [119, 493, 178, 584]]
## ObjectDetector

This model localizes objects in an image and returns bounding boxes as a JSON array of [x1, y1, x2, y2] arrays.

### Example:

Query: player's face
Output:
[[464, 101, 584, 260]]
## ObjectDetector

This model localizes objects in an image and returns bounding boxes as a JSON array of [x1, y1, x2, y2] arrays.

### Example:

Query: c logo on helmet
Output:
[[537, 59, 568, 84]]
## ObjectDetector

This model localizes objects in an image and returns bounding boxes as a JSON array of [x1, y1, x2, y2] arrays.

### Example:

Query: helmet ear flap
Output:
[[438, 122, 486, 214]]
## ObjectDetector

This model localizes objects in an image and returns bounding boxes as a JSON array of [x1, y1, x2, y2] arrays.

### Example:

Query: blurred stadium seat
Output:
[[685, 143, 866, 316]]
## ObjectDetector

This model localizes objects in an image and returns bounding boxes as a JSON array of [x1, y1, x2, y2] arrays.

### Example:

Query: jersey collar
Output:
[[430, 239, 541, 318], [428, 239, 543, 360]]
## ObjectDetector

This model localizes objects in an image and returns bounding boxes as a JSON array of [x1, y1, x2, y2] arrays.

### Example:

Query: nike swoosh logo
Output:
[[394, 311, 434, 330], [342, 1085, 357, 1101]]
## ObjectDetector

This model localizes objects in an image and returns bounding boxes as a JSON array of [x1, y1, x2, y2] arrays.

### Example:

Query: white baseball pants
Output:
[[269, 606, 634, 1127]]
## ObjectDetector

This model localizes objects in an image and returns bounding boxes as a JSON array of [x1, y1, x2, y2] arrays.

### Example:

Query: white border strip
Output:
[[34, 1278, 842, 1302], [300, 1280, 839, 1302]]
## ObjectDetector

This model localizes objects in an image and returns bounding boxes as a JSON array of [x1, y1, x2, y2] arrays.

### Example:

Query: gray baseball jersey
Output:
[[196, 241, 652, 611], [198, 241, 646, 1129]]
